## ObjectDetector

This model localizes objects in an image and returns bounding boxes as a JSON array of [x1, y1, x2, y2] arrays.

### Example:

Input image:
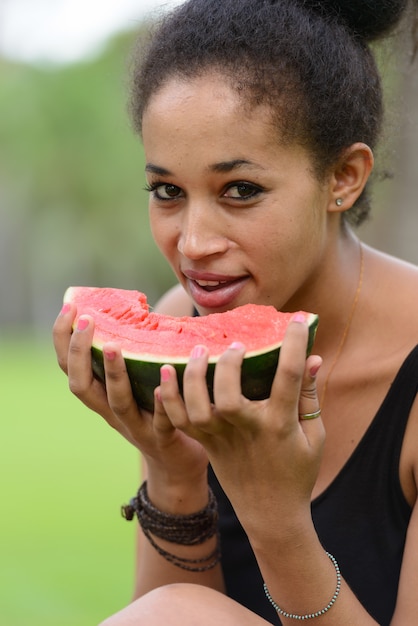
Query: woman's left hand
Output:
[[158, 315, 325, 541]]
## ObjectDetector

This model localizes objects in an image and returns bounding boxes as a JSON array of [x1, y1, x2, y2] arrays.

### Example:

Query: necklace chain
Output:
[[319, 242, 364, 408]]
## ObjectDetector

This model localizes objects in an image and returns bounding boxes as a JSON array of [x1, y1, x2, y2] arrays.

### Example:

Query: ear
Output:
[[327, 143, 374, 213]]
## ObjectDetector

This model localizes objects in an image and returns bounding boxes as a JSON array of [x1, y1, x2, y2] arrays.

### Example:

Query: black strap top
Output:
[[208, 345, 418, 625]]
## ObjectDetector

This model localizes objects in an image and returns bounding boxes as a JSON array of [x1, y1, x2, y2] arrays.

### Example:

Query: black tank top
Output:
[[208, 345, 418, 625]]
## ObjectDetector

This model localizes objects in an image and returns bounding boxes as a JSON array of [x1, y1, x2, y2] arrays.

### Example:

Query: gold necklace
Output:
[[320, 241, 364, 408]]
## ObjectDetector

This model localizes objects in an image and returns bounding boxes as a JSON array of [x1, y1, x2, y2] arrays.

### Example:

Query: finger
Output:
[[212, 342, 247, 416], [298, 355, 323, 414], [52, 302, 77, 374], [152, 385, 175, 434], [159, 363, 191, 430], [57, 310, 116, 419], [66, 315, 116, 418], [67, 315, 97, 398], [269, 314, 310, 417], [102, 342, 140, 425], [298, 355, 326, 449], [182, 345, 213, 424]]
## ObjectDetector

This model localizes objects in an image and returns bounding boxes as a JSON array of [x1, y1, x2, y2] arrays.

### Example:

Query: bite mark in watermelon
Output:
[[64, 287, 319, 412]]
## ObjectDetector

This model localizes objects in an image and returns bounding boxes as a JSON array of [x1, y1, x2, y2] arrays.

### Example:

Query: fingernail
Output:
[[160, 365, 171, 382], [310, 363, 321, 378], [191, 345, 206, 359], [155, 387, 162, 403], [104, 348, 116, 361], [77, 316, 89, 331], [292, 312, 307, 324], [60, 303, 71, 315], [229, 341, 245, 350]]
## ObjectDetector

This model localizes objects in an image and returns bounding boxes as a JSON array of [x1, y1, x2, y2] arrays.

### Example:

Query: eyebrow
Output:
[[209, 159, 262, 173], [145, 163, 172, 176], [145, 159, 263, 176]]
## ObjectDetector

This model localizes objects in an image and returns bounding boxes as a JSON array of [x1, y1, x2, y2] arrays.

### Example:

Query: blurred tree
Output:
[[358, 23, 418, 264], [0, 29, 176, 333], [0, 17, 417, 334]]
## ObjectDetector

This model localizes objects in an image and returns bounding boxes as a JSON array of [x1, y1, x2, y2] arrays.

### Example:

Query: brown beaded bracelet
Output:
[[121, 481, 221, 572]]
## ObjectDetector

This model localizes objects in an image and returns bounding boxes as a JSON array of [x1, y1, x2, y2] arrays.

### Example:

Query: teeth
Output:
[[195, 279, 227, 287]]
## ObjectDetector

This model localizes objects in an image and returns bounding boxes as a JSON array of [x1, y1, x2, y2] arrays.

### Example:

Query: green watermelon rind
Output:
[[91, 314, 318, 412]]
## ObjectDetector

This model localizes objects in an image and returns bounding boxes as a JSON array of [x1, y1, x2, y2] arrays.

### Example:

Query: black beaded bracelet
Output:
[[121, 481, 221, 572]]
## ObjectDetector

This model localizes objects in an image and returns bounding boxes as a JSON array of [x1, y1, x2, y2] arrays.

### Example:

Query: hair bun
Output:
[[303, 0, 408, 40]]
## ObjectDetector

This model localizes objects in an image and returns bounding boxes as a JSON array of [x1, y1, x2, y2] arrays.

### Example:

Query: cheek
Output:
[[149, 210, 179, 258], [149, 210, 167, 252], [248, 204, 324, 270]]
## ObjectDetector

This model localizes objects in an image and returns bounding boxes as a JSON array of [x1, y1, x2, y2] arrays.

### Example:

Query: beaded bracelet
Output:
[[263, 551, 341, 620], [121, 481, 221, 572]]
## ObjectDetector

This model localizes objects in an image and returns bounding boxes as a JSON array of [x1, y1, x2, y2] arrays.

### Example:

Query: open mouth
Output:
[[183, 270, 249, 309], [194, 279, 229, 291]]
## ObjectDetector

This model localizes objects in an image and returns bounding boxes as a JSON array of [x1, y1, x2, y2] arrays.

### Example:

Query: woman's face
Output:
[[142, 73, 333, 314]]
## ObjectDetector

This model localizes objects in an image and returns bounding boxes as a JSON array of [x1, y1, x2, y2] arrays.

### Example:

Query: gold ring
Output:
[[299, 409, 321, 420]]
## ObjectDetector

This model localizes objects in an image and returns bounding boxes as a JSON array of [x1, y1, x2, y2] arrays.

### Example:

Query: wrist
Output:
[[244, 501, 314, 553], [263, 551, 342, 621], [145, 464, 210, 515], [123, 480, 221, 573]]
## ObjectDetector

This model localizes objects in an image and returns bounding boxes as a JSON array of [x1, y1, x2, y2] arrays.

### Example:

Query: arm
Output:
[[132, 284, 224, 597], [132, 455, 224, 598], [390, 397, 418, 625], [158, 316, 418, 625], [128, 284, 224, 596], [53, 283, 224, 600]]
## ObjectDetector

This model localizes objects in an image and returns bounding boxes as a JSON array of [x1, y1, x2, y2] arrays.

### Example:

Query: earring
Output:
[[336, 198, 343, 207]]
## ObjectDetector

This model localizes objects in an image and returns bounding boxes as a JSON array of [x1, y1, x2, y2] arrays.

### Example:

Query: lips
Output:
[[183, 270, 249, 309]]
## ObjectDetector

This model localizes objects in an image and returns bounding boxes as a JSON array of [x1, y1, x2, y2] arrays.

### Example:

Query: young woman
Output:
[[53, 0, 418, 624]]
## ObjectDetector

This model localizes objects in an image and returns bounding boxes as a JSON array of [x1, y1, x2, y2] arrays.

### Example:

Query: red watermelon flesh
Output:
[[64, 286, 318, 410]]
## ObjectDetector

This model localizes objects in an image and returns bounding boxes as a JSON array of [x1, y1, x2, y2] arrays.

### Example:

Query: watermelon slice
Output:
[[64, 287, 318, 412]]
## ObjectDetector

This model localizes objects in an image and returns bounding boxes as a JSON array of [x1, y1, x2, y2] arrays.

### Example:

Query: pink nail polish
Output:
[[191, 345, 205, 359], [229, 341, 245, 350], [104, 348, 116, 361], [292, 312, 306, 324], [60, 303, 71, 315], [160, 365, 171, 382], [77, 317, 89, 331], [310, 363, 321, 378]]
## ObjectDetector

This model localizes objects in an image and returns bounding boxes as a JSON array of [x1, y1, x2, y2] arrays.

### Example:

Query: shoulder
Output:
[[153, 283, 194, 317], [363, 247, 418, 334], [400, 392, 418, 505], [356, 246, 418, 373], [367, 248, 418, 506], [366, 245, 418, 281]]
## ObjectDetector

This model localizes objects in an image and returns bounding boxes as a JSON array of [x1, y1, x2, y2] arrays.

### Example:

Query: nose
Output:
[[177, 204, 229, 260]]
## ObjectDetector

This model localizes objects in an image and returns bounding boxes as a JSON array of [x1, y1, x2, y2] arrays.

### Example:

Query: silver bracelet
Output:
[[263, 551, 341, 620]]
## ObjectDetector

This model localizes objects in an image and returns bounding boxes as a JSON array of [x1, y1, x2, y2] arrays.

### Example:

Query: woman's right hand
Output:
[[52, 303, 209, 491]]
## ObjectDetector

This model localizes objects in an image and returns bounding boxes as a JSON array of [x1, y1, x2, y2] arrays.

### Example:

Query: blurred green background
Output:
[[0, 6, 417, 626], [0, 23, 175, 626], [1, 334, 138, 625]]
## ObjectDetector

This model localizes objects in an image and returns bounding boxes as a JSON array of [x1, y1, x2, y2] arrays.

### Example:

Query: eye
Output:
[[144, 182, 183, 200], [223, 182, 263, 200]]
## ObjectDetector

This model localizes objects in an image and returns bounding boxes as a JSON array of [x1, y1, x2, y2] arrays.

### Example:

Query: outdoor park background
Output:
[[1, 3, 418, 625]]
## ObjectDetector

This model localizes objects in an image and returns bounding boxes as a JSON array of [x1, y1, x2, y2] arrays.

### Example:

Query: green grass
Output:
[[0, 335, 139, 625]]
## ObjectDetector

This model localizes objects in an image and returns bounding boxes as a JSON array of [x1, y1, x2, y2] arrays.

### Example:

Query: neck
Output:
[[319, 240, 364, 407], [289, 228, 364, 359]]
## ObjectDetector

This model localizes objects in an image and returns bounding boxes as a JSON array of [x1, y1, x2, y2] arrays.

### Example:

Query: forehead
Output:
[[142, 73, 286, 158], [141, 72, 319, 181], [145, 72, 245, 111]]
